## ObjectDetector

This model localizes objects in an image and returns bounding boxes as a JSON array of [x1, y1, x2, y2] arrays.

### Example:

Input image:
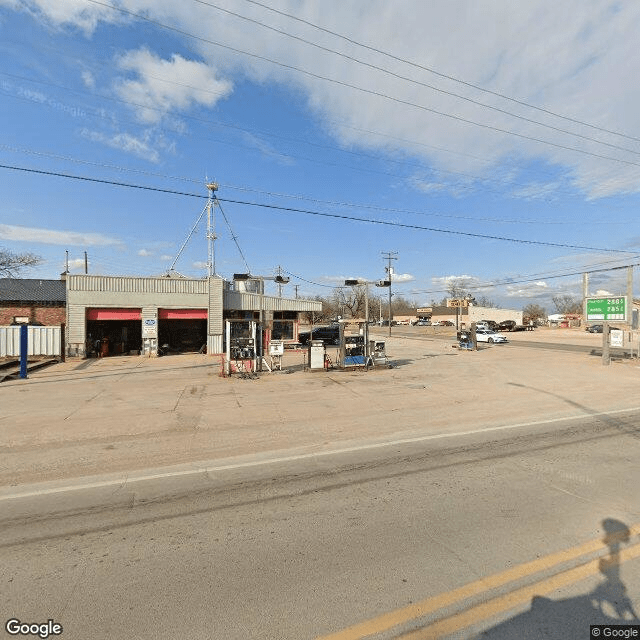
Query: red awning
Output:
[[158, 309, 208, 320], [87, 308, 141, 321]]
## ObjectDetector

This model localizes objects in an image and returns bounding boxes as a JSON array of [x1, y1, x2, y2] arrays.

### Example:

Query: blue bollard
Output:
[[20, 324, 28, 379]]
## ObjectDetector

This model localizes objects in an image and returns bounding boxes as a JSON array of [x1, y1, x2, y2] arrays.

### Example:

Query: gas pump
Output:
[[225, 320, 257, 375]]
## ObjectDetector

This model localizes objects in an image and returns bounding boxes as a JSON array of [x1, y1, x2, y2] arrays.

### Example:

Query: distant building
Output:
[[0, 278, 66, 326], [427, 304, 523, 328]]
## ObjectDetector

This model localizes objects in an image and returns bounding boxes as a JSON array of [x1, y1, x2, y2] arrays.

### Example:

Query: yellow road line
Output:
[[399, 538, 640, 639], [315, 523, 640, 640]]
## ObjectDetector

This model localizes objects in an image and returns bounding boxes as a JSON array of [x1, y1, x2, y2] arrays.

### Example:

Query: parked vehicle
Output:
[[498, 320, 517, 332], [475, 329, 508, 344], [298, 325, 341, 345], [440, 320, 454, 326], [416, 320, 431, 326], [586, 324, 618, 334], [475, 322, 490, 331]]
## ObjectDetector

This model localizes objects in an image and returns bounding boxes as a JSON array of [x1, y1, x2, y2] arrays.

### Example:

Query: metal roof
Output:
[[0, 278, 66, 303]]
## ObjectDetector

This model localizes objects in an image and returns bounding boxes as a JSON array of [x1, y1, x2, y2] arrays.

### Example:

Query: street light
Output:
[[344, 279, 391, 360]]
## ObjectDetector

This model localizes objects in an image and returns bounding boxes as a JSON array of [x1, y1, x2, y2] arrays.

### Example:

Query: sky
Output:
[[2, 0, 640, 311]]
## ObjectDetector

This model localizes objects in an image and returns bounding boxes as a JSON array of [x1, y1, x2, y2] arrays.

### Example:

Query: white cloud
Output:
[[0, 224, 121, 246], [392, 272, 414, 283], [192, 261, 208, 269], [504, 281, 549, 298], [114, 48, 233, 124], [81, 70, 95, 89], [13, 1, 640, 198], [160, 254, 174, 261], [68, 258, 88, 271], [138, 249, 154, 257], [2, 0, 122, 34], [79, 128, 162, 162]]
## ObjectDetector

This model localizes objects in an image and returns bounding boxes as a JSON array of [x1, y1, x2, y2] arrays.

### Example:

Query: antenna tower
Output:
[[206, 182, 219, 276]]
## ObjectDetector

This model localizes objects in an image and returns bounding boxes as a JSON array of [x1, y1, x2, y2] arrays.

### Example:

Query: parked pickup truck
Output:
[[298, 326, 341, 345]]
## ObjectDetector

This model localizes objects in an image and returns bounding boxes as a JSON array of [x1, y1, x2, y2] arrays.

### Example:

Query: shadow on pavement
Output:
[[475, 518, 639, 639]]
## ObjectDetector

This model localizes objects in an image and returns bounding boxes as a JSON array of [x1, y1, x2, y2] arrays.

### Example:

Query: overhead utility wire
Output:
[[83, 0, 640, 169], [410, 261, 640, 296], [0, 76, 552, 198], [2, 37, 521, 168], [4, 143, 630, 227], [192, 0, 640, 157], [1, 162, 633, 255], [241, 0, 640, 144], [281, 269, 340, 289], [214, 196, 251, 273]]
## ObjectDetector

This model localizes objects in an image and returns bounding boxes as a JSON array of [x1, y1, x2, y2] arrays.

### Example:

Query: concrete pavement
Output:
[[2, 326, 640, 507]]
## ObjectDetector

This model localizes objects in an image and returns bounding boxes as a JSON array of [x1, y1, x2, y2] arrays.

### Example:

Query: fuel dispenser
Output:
[[369, 340, 388, 365], [225, 320, 257, 375], [309, 339, 325, 370]]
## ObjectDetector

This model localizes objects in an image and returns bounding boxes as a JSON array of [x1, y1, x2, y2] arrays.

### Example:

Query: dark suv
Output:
[[298, 326, 341, 345], [498, 320, 517, 332]]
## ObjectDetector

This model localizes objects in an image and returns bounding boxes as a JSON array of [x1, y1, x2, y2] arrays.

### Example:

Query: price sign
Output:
[[585, 297, 628, 322]]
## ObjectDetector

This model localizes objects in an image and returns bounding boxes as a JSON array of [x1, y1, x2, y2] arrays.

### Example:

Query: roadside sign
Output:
[[610, 329, 623, 347], [447, 299, 463, 308], [142, 318, 157, 337], [585, 296, 628, 322]]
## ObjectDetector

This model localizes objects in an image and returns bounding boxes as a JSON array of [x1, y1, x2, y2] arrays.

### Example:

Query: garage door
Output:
[[87, 308, 141, 320], [158, 309, 207, 319]]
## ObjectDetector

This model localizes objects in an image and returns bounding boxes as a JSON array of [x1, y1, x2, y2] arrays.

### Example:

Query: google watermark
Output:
[[5, 619, 63, 639]]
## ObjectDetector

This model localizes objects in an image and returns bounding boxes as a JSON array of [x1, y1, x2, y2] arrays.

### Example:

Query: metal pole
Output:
[[603, 320, 610, 365], [388, 282, 392, 338], [365, 284, 369, 360]]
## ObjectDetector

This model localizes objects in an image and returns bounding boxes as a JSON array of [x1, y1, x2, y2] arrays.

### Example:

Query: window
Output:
[[272, 321, 294, 340]]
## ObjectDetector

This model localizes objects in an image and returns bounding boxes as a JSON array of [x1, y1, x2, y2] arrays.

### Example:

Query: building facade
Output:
[[66, 274, 321, 357], [0, 278, 66, 326]]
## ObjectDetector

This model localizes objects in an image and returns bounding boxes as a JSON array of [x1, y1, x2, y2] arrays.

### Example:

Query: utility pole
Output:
[[276, 265, 285, 297], [382, 251, 398, 337], [294, 285, 299, 299], [84, 251, 88, 274]]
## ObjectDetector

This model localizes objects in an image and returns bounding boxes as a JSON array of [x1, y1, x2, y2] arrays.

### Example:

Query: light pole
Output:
[[345, 278, 391, 360]]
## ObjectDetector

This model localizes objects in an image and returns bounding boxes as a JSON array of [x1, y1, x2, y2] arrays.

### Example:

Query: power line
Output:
[[240, 0, 640, 144], [1, 143, 626, 227], [0, 162, 633, 255], [281, 269, 342, 289], [0, 75, 555, 198], [2, 66, 635, 202], [82, 0, 640, 169], [409, 260, 640, 296], [190, 0, 640, 157]]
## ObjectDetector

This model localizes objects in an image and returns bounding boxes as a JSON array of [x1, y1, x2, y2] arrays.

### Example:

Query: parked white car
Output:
[[475, 329, 508, 344]]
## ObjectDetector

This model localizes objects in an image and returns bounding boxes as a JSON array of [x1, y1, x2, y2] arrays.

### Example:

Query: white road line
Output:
[[2, 405, 639, 502]]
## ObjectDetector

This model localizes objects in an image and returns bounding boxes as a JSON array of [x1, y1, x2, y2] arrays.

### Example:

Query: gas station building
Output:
[[65, 273, 321, 358]]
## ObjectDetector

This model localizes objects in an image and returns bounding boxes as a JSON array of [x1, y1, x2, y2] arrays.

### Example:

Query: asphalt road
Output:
[[4, 410, 640, 640]]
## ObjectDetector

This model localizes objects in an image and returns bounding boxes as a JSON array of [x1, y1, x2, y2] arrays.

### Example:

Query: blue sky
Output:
[[2, 0, 640, 311]]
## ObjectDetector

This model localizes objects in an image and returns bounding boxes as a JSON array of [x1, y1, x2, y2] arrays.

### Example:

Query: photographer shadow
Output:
[[478, 518, 638, 639]]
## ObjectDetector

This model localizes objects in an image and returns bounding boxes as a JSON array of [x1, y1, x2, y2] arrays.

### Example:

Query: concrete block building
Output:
[[66, 274, 321, 357]]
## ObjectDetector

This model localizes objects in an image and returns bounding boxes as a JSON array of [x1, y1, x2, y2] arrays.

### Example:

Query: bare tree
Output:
[[523, 303, 547, 323], [552, 295, 582, 315], [446, 277, 471, 299], [474, 295, 497, 308], [0, 248, 41, 277]]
